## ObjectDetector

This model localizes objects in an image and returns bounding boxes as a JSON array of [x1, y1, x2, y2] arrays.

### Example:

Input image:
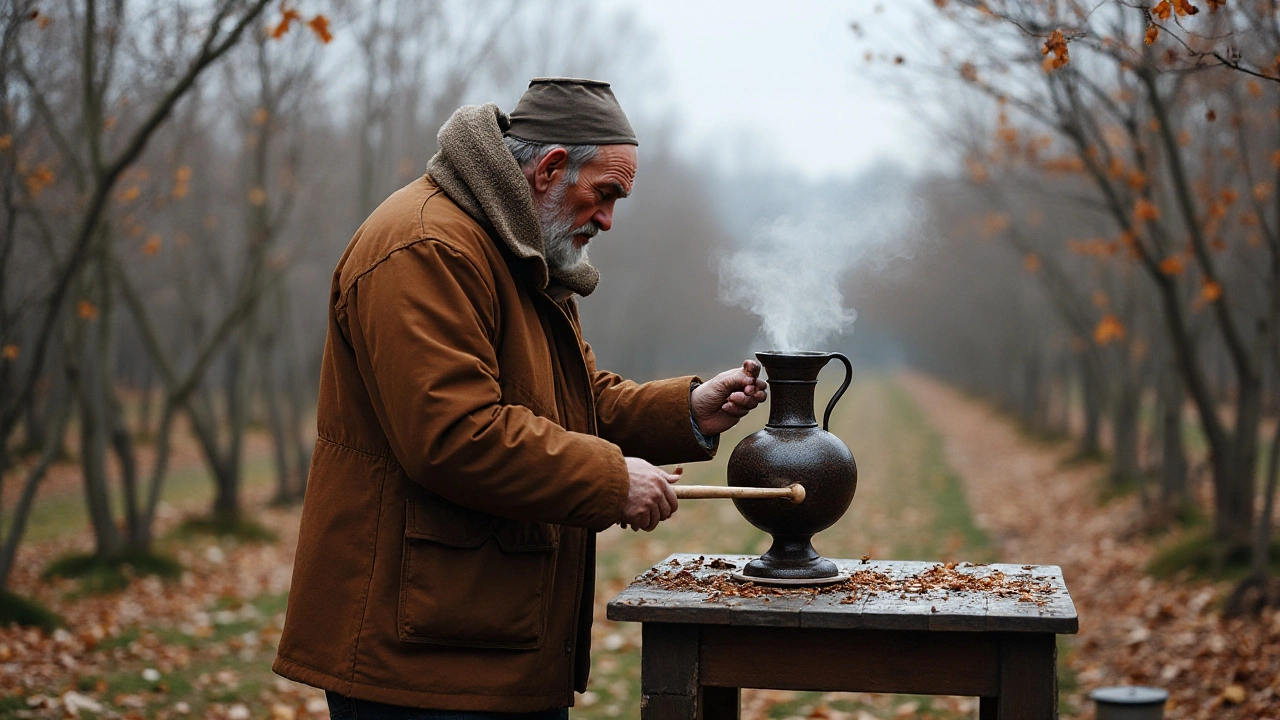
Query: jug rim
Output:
[[757, 350, 830, 358]]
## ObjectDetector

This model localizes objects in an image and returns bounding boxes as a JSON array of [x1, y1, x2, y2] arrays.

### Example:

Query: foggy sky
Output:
[[609, 0, 931, 182]]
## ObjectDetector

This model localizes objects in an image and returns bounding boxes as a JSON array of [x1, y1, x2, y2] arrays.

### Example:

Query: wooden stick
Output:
[[674, 484, 806, 504]]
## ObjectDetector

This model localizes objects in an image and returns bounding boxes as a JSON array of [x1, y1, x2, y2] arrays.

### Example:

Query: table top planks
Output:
[[606, 554, 1078, 634]]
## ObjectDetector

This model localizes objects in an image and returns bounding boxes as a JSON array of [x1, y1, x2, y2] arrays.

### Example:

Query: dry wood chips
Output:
[[637, 556, 1058, 606]]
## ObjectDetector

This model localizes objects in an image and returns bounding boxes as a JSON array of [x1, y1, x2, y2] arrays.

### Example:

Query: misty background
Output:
[[8, 1, 1280, 715], [6, 0, 1280, 631]]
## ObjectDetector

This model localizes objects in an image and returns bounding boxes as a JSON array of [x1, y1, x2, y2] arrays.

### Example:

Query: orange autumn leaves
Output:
[[1146, 0, 1224, 45], [269, 7, 332, 44], [1042, 29, 1070, 72]]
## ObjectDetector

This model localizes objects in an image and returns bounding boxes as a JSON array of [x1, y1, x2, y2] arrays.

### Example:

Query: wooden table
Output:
[[606, 554, 1078, 720]]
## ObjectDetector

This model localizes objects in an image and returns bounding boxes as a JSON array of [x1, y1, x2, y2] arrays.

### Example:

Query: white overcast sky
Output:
[[607, 0, 932, 182]]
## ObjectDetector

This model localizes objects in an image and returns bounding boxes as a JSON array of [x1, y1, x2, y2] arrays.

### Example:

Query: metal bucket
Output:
[[1090, 686, 1169, 720]]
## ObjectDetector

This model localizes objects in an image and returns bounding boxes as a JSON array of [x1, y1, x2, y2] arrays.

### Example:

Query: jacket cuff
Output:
[[688, 381, 720, 454]]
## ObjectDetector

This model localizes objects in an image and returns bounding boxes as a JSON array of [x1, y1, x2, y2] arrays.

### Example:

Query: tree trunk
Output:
[[1218, 383, 1263, 549], [260, 336, 292, 504], [0, 385, 73, 591], [283, 351, 312, 496], [1079, 358, 1103, 456], [21, 376, 45, 454], [136, 363, 154, 439], [77, 348, 123, 559], [135, 400, 176, 550], [1111, 371, 1142, 488], [208, 333, 252, 522], [1251, 405, 1280, 579], [1021, 347, 1041, 431], [1158, 358, 1189, 511]]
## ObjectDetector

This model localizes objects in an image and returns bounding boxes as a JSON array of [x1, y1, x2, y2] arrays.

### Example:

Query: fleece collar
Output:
[[425, 103, 601, 297]]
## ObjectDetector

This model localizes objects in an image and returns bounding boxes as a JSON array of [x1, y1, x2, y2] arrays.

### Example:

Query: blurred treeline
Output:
[[0, 0, 768, 600], [863, 0, 1280, 605]]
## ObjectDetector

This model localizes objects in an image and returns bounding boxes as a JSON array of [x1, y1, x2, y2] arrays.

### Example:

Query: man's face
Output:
[[533, 145, 637, 273]]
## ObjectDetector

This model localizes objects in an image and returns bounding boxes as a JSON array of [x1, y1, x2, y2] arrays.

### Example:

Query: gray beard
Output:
[[538, 180, 599, 274]]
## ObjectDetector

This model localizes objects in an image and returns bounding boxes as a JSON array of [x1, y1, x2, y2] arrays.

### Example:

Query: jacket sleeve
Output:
[[341, 238, 629, 531], [579, 339, 718, 466]]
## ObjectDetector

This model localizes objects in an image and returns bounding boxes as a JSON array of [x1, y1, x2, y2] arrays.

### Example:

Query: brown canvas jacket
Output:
[[272, 175, 713, 712]]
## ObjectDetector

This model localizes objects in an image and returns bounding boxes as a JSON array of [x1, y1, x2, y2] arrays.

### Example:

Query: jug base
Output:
[[731, 570, 850, 586]]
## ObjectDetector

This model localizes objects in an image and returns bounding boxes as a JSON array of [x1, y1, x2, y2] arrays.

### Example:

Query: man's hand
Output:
[[620, 458, 680, 532], [690, 359, 769, 436]]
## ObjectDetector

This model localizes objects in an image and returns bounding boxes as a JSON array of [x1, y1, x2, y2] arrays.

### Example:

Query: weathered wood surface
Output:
[[606, 553, 1078, 635]]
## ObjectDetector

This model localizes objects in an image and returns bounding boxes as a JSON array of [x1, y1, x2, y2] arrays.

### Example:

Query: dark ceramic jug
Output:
[[727, 351, 858, 582]]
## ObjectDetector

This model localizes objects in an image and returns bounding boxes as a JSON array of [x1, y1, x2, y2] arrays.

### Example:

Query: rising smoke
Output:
[[717, 184, 917, 352]]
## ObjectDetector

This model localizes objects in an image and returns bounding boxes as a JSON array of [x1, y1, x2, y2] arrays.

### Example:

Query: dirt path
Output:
[[900, 371, 1280, 719], [8, 372, 1279, 719]]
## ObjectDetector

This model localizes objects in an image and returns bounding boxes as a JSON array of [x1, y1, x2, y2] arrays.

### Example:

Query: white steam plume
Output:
[[717, 195, 915, 352]]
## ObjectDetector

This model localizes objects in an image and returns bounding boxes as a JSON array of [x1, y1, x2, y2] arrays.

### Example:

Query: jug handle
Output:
[[822, 352, 854, 431]]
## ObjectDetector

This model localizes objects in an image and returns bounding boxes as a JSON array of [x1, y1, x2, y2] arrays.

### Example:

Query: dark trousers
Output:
[[326, 691, 569, 720]]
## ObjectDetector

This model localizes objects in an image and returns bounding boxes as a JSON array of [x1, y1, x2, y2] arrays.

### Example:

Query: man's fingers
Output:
[[660, 484, 680, 517]]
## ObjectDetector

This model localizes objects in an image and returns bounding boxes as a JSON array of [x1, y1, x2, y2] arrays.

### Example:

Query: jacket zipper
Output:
[[539, 290, 597, 702]]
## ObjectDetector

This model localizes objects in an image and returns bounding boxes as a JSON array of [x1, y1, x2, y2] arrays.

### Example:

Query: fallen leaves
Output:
[[903, 374, 1280, 719]]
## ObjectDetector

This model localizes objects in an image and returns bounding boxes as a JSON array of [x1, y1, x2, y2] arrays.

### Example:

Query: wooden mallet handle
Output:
[[674, 484, 806, 504]]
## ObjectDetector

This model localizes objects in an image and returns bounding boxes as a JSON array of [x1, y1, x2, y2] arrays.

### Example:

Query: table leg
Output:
[[996, 633, 1057, 719], [979, 697, 997, 719], [641, 623, 701, 720]]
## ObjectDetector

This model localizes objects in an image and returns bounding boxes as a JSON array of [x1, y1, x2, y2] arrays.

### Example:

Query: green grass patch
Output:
[[883, 382, 996, 563], [171, 515, 279, 543], [0, 590, 62, 630], [1148, 530, 1280, 581], [2, 455, 275, 544], [1061, 447, 1108, 468], [104, 667, 169, 695], [1058, 636, 1079, 716], [42, 550, 182, 594], [97, 627, 142, 650], [1094, 471, 1142, 505]]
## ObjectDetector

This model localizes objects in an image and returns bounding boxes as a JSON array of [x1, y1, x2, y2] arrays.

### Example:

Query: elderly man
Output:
[[273, 78, 766, 718]]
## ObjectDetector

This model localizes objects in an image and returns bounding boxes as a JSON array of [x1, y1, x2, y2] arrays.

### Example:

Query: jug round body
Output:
[[727, 425, 856, 536]]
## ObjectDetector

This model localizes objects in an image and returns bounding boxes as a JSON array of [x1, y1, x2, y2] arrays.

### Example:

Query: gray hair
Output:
[[503, 135, 599, 185]]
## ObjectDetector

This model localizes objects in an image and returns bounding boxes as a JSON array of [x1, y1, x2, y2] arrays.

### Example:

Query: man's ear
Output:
[[532, 147, 569, 195]]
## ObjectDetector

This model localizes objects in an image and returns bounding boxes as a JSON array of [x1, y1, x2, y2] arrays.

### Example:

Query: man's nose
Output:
[[593, 204, 614, 232]]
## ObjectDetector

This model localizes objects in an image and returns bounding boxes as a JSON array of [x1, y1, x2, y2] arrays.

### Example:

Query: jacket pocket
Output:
[[397, 497, 559, 649]]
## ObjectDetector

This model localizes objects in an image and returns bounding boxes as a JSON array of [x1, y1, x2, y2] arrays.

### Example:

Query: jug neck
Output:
[[767, 380, 819, 428], [757, 351, 831, 429]]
